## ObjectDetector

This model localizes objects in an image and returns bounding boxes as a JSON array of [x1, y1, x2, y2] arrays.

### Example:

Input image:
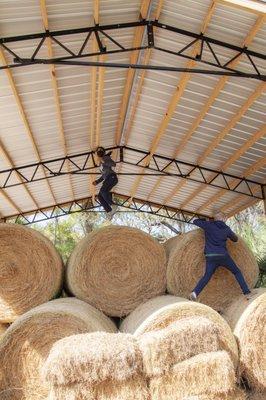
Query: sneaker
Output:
[[244, 291, 252, 300], [189, 292, 197, 302], [109, 205, 118, 218], [106, 211, 113, 220]]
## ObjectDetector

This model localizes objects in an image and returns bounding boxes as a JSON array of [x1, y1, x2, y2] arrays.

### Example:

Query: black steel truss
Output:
[[1, 194, 208, 225], [0, 146, 264, 200], [0, 20, 265, 80]]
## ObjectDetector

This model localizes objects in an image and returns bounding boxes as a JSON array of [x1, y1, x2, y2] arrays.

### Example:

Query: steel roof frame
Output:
[[1, 193, 209, 225], [0, 146, 264, 200], [0, 20, 265, 80]]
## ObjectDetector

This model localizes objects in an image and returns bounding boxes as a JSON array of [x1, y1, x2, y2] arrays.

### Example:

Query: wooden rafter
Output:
[[116, 1, 165, 176], [40, 0, 75, 200], [0, 49, 57, 204], [162, 15, 265, 206], [132, 0, 216, 201], [196, 123, 266, 212], [221, 156, 266, 215], [198, 83, 265, 164], [89, 0, 102, 201], [0, 189, 21, 215], [177, 83, 265, 209], [115, 0, 152, 146], [0, 139, 39, 209]]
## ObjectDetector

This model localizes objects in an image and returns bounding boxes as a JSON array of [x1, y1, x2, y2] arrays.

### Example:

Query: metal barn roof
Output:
[[0, 0, 265, 224]]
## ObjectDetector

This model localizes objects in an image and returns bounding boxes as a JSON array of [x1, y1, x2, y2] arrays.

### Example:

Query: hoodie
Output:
[[95, 153, 116, 184], [193, 219, 238, 256]]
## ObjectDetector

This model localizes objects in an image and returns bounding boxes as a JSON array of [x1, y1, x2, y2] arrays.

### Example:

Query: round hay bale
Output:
[[163, 235, 182, 259], [247, 392, 266, 400], [120, 295, 238, 367], [223, 288, 266, 391], [0, 298, 116, 400], [138, 316, 231, 377], [0, 223, 64, 323], [0, 323, 8, 336], [149, 350, 236, 399], [66, 226, 167, 317], [167, 229, 258, 312], [43, 332, 143, 385]]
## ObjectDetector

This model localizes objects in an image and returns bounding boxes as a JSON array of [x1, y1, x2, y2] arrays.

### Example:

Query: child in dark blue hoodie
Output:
[[93, 147, 118, 219], [190, 211, 251, 301]]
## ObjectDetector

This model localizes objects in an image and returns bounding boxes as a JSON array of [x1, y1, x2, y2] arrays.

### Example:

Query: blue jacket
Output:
[[193, 219, 238, 255]]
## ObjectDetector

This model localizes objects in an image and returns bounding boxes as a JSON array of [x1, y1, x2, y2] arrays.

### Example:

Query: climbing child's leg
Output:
[[192, 258, 217, 297], [223, 255, 251, 295], [98, 189, 112, 212]]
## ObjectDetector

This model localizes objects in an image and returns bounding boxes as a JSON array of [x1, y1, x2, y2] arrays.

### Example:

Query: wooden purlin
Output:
[[196, 123, 266, 213], [40, 0, 75, 200], [89, 0, 101, 201], [177, 83, 265, 210], [115, 0, 152, 146], [0, 49, 57, 205], [221, 157, 266, 216], [160, 14, 265, 206], [0, 140, 39, 209], [116, 1, 165, 177], [130, 0, 217, 202]]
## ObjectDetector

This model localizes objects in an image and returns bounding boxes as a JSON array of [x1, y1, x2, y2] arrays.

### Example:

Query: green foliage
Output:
[[255, 256, 266, 288], [33, 214, 83, 263], [24, 201, 265, 284]]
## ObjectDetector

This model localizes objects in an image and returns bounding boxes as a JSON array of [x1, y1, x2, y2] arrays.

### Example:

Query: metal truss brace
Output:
[[1, 194, 208, 225], [0, 146, 263, 200], [0, 20, 265, 80]]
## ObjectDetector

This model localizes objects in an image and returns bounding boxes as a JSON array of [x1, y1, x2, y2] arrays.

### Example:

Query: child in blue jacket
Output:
[[190, 211, 251, 301]]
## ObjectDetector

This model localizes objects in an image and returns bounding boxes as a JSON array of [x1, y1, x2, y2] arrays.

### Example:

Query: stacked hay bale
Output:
[[0, 323, 8, 339], [43, 331, 149, 400], [0, 221, 263, 400], [167, 229, 258, 312], [0, 298, 116, 400], [0, 223, 64, 323], [66, 225, 167, 317], [121, 295, 243, 399], [163, 234, 182, 259], [223, 288, 266, 399]]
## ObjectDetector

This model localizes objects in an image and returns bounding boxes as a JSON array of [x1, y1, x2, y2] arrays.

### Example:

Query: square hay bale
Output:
[[149, 351, 236, 399]]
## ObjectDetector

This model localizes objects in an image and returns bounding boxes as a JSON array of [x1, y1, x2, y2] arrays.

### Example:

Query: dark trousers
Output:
[[193, 254, 250, 296], [98, 174, 118, 212]]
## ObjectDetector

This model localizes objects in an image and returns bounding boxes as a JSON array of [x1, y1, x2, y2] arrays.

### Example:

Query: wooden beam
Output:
[[162, 15, 265, 206], [0, 49, 57, 204], [172, 15, 265, 160], [89, 1, 100, 201], [227, 197, 260, 216], [0, 139, 39, 209], [137, 1, 215, 203], [220, 156, 266, 214], [154, 0, 165, 20], [196, 123, 266, 212], [198, 83, 265, 164], [177, 84, 265, 209], [115, 0, 152, 146], [215, 0, 266, 15], [116, 2, 165, 177], [0, 189, 22, 215], [95, 52, 106, 148], [40, 0, 75, 200]]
